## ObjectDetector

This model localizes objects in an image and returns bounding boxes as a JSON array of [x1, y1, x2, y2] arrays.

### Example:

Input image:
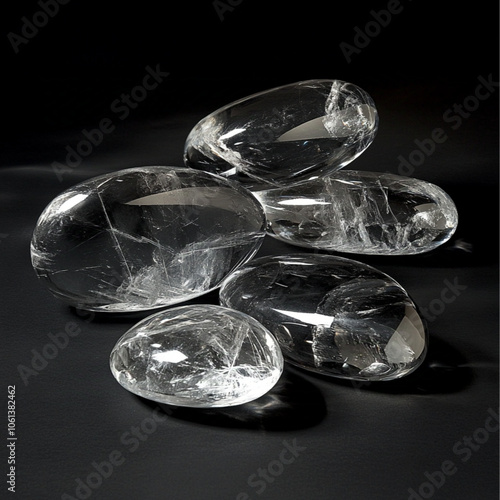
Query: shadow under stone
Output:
[[68, 288, 221, 324], [138, 366, 327, 432], [296, 335, 474, 395]]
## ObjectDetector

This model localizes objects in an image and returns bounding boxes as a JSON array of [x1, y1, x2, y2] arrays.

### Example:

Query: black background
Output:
[[1, 1, 498, 499]]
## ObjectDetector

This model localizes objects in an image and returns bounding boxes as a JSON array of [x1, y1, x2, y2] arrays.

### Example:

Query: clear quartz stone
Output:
[[109, 305, 284, 407], [30, 167, 266, 312], [254, 170, 458, 255], [184, 80, 378, 189], [219, 254, 427, 381]]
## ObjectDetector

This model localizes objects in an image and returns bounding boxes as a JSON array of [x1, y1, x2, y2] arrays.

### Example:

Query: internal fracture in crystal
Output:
[[184, 80, 378, 189], [254, 170, 458, 255], [30, 167, 266, 312], [109, 305, 284, 407], [220, 254, 427, 381]]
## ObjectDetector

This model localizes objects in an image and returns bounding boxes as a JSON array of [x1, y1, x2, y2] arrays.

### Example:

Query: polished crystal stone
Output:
[[184, 79, 378, 189], [31, 167, 266, 312], [254, 170, 458, 255], [220, 254, 427, 381], [109, 305, 284, 407]]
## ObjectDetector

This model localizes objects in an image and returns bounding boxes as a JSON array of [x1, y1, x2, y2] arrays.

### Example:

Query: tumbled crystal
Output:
[[109, 304, 284, 407], [184, 79, 378, 189], [31, 167, 265, 312], [254, 170, 458, 255], [220, 254, 427, 381]]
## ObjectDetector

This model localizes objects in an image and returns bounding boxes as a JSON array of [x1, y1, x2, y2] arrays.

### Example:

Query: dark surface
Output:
[[1, 1, 498, 499]]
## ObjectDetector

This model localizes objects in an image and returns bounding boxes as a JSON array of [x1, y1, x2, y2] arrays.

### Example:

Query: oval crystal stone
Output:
[[184, 79, 378, 189], [254, 171, 458, 255], [220, 254, 427, 381], [109, 305, 284, 407], [30, 167, 266, 312]]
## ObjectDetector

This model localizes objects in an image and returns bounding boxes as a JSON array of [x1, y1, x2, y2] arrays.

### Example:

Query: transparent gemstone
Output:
[[254, 170, 458, 255], [30, 167, 266, 312], [219, 254, 427, 381], [109, 305, 284, 407], [184, 80, 378, 189]]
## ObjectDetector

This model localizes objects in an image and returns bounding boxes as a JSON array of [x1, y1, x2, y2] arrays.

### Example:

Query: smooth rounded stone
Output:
[[30, 167, 266, 312], [254, 170, 458, 255], [109, 305, 284, 407], [219, 254, 428, 381], [184, 79, 378, 189]]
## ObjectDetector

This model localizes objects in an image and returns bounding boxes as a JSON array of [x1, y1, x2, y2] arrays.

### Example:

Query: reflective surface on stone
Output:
[[254, 171, 458, 255], [109, 305, 284, 407], [184, 80, 378, 189], [220, 254, 427, 381], [31, 167, 265, 312]]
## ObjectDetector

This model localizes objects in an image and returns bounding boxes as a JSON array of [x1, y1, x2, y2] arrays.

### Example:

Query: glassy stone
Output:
[[109, 304, 284, 407], [31, 167, 265, 312], [184, 80, 378, 189], [254, 170, 458, 255], [220, 254, 427, 381]]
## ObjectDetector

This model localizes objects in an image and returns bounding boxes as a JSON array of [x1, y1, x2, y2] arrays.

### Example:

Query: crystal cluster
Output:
[[30, 79, 458, 408]]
